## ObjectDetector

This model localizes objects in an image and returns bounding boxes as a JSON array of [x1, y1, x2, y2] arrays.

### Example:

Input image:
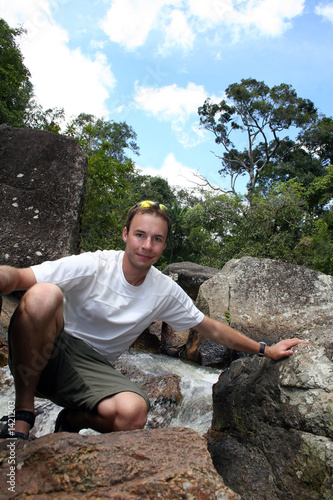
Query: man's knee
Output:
[[97, 392, 148, 432], [16, 283, 63, 330]]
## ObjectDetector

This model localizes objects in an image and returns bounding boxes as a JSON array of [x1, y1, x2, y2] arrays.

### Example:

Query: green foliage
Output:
[[66, 113, 139, 163], [298, 116, 333, 166], [49, 112, 141, 251], [235, 180, 308, 261], [80, 153, 136, 251], [256, 138, 326, 195], [306, 164, 333, 212], [293, 211, 333, 275], [127, 175, 176, 208], [24, 99, 65, 133], [0, 19, 33, 127]]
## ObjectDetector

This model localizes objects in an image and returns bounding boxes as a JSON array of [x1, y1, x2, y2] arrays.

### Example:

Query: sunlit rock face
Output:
[[202, 257, 333, 500]]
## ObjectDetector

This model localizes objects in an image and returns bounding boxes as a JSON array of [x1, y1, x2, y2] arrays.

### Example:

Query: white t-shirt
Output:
[[31, 250, 204, 362]]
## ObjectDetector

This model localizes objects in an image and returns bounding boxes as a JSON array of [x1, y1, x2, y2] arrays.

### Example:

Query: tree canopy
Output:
[[0, 18, 33, 127], [198, 78, 318, 201]]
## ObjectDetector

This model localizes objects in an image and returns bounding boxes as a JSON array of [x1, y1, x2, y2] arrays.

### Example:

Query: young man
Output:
[[0, 201, 307, 440]]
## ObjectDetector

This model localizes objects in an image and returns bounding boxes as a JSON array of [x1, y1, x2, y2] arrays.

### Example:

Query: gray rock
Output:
[[163, 261, 219, 300], [0, 125, 87, 268], [203, 257, 333, 500], [197, 256, 333, 343], [208, 327, 333, 499]]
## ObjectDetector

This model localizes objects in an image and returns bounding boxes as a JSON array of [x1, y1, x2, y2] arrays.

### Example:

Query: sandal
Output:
[[54, 408, 81, 433], [0, 410, 35, 440]]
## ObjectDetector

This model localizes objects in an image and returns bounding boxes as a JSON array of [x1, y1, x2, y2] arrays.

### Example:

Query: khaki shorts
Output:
[[8, 313, 149, 412]]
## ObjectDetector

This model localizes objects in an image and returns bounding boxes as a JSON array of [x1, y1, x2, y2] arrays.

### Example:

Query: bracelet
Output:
[[258, 342, 266, 356]]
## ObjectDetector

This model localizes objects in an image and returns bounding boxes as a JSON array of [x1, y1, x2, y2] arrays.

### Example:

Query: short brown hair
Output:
[[126, 201, 172, 240]]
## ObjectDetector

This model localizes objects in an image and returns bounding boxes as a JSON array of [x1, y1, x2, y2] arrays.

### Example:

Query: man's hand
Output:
[[265, 338, 309, 360]]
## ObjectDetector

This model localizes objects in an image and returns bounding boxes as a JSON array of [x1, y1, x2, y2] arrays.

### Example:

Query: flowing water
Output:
[[0, 352, 222, 437]]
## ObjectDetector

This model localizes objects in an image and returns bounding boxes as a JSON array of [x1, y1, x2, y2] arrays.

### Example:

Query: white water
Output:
[[0, 352, 222, 437]]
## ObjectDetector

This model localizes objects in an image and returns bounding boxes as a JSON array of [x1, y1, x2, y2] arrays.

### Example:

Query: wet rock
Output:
[[160, 322, 189, 357]]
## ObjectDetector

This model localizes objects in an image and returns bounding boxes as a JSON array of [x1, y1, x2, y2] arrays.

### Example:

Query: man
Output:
[[0, 200, 308, 440]]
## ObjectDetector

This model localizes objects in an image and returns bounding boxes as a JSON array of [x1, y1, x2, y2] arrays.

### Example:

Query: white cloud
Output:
[[243, 0, 306, 36], [138, 153, 209, 190], [134, 82, 222, 146], [101, 0, 306, 52], [1, 1, 115, 119], [161, 9, 195, 53], [315, 2, 333, 23], [101, 0, 172, 50]]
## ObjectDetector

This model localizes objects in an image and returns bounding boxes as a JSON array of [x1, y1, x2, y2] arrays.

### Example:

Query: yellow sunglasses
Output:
[[135, 200, 169, 213]]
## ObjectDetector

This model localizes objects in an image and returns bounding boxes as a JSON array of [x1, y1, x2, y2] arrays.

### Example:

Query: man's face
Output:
[[122, 212, 168, 273]]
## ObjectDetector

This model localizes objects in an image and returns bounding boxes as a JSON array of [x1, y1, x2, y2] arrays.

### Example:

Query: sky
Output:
[[1, 0, 333, 195]]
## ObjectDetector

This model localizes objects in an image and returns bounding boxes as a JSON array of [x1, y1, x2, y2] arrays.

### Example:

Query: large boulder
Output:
[[0, 125, 87, 268], [207, 325, 333, 500], [196, 256, 333, 343], [201, 257, 333, 499], [0, 428, 240, 499]]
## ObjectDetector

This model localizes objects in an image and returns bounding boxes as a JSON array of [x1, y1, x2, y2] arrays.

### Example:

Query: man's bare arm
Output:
[[195, 315, 308, 361], [0, 266, 37, 294]]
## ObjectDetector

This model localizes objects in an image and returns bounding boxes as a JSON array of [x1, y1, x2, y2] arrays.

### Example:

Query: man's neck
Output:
[[122, 253, 150, 286]]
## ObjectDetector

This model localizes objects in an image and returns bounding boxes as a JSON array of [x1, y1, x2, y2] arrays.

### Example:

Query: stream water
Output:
[[0, 352, 222, 437]]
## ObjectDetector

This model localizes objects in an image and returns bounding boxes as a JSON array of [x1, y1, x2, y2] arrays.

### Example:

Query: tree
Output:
[[298, 116, 333, 166], [68, 115, 141, 251], [255, 137, 325, 195], [80, 152, 136, 251], [127, 174, 176, 209], [0, 18, 33, 126], [306, 164, 333, 213], [198, 78, 317, 200], [24, 99, 65, 133], [66, 113, 139, 162]]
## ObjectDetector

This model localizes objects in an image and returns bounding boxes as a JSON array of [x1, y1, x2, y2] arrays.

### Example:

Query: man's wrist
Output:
[[258, 341, 266, 357]]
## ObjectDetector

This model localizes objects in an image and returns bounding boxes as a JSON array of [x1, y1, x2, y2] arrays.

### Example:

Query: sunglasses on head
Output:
[[135, 200, 169, 213]]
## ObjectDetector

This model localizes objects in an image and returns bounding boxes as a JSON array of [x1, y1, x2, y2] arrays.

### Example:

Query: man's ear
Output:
[[122, 227, 128, 243]]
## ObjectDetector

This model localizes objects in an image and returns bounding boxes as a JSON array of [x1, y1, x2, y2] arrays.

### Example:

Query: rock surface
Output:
[[0, 125, 87, 268], [0, 428, 240, 499], [163, 261, 220, 300], [202, 258, 333, 500], [197, 256, 333, 343]]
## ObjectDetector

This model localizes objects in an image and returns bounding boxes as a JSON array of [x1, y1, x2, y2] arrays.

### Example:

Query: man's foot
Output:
[[0, 410, 35, 440], [54, 408, 82, 433]]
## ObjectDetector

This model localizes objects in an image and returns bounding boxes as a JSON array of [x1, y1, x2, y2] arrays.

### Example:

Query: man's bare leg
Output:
[[58, 392, 148, 433], [9, 283, 63, 434]]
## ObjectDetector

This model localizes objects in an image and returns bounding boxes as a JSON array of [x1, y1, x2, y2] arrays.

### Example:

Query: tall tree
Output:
[[198, 78, 317, 200], [0, 19, 33, 126]]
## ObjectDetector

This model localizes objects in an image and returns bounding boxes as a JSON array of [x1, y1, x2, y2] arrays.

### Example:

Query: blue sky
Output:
[[1, 0, 333, 194]]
